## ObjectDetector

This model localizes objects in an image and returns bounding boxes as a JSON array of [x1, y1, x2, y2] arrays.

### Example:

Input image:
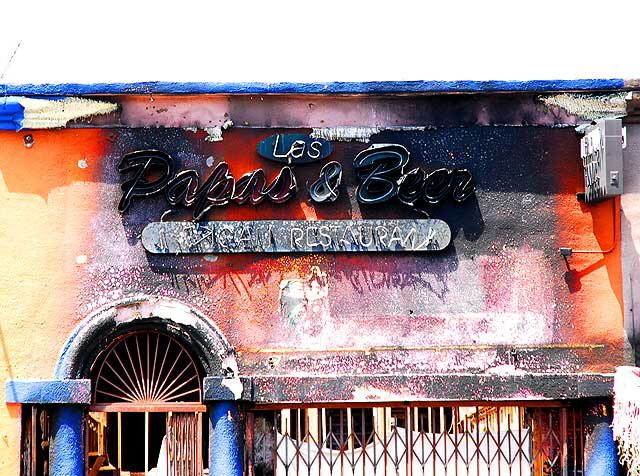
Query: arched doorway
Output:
[[45, 296, 243, 476], [88, 329, 207, 476], [54, 296, 235, 381]]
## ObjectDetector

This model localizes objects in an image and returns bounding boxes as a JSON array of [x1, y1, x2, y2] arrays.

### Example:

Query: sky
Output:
[[0, 0, 638, 84]]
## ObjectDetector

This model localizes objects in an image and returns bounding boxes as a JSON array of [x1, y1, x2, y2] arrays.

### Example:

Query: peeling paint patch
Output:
[[21, 97, 118, 129], [351, 385, 406, 401], [113, 297, 198, 326], [204, 119, 234, 142], [153, 301, 200, 326], [279, 266, 331, 338], [222, 352, 239, 376], [311, 126, 427, 142], [539, 93, 626, 121], [311, 126, 383, 142], [204, 127, 224, 142], [280, 279, 304, 325], [221, 352, 243, 399], [485, 364, 527, 375]]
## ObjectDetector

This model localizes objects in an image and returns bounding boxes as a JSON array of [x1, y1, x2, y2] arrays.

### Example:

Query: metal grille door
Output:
[[167, 412, 203, 476], [247, 404, 583, 476]]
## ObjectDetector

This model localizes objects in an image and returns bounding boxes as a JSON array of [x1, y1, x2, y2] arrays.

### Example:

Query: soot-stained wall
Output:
[[0, 95, 623, 389], [0, 92, 625, 474], [0, 124, 622, 376], [101, 125, 622, 377]]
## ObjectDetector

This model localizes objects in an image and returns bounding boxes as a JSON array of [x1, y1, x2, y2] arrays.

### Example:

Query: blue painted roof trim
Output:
[[0, 78, 627, 95]]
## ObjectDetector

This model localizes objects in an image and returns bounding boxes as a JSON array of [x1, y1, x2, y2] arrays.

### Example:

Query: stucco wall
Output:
[[0, 93, 626, 475]]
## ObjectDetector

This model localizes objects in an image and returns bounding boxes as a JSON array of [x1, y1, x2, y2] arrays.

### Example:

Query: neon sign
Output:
[[118, 142, 475, 221]]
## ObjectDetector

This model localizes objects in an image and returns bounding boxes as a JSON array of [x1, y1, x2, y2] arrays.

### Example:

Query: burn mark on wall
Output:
[[238, 341, 617, 378], [58, 116, 622, 379], [243, 373, 614, 402], [86, 94, 609, 130]]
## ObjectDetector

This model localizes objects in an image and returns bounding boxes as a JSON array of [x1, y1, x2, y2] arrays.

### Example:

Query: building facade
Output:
[[0, 80, 635, 476]]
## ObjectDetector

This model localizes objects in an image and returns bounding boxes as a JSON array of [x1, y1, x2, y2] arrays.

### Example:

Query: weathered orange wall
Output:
[[0, 129, 108, 475], [0, 96, 626, 473]]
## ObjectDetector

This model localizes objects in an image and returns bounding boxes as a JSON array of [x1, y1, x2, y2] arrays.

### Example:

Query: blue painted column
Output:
[[50, 405, 84, 476], [209, 401, 243, 476], [584, 401, 619, 476]]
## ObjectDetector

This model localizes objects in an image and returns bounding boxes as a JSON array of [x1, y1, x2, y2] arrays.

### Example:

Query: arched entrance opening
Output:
[[88, 329, 208, 476], [54, 296, 235, 382], [45, 296, 242, 476]]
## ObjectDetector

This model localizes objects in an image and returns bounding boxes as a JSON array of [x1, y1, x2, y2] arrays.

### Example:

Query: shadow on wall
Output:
[[562, 199, 621, 306], [143, 249, 462, 301], [433, 194, 485, 242]]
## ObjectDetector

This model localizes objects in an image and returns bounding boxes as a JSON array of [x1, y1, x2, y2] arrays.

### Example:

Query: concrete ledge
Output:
[[241, 373, 614, 403], [6, 374, 612, 404], [5, 379, 91, 404]]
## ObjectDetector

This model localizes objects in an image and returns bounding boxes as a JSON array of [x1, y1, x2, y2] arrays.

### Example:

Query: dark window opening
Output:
[[87, 329, 207, 475], [21, 406, 50, 476], [87, 411, 208, 475]]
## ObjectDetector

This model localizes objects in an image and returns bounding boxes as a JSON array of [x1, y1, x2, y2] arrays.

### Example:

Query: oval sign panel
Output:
[[257, 134, 332, 164], [141, 219, 451, 254]]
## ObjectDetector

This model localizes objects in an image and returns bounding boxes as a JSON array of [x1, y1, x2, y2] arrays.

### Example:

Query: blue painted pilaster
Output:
[[209, 401, 243, 476], [585, 401, 619, 476], [50, 405, 84, 476]]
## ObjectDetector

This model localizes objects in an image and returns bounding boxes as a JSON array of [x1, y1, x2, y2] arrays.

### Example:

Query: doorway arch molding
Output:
[[54, 295, 236, 381]]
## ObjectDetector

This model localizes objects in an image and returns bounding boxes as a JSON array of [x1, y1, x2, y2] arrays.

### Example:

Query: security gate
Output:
[[247, 404, 583, 476]]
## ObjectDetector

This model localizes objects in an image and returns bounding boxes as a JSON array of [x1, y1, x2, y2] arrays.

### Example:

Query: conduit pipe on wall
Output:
[[559, 198, 618, 257]]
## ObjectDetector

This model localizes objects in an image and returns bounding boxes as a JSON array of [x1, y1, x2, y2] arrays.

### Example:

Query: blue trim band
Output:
[[5, 379, 91, 404], [0, 79, 627, 96]]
